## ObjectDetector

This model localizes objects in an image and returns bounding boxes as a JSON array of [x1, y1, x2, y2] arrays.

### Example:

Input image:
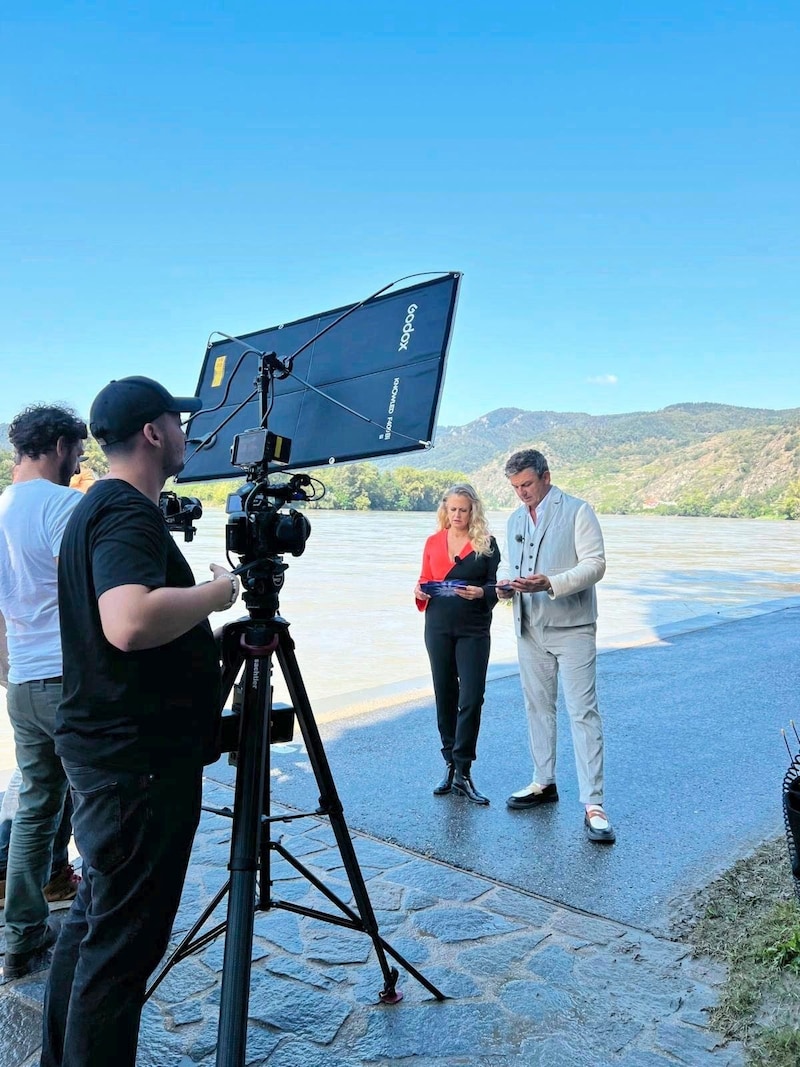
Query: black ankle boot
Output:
[[452, 769, 489, 805], [433, 763, 455, 795]]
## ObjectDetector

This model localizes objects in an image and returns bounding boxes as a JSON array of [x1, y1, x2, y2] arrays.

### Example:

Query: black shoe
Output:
[[433, 763, 455, 796], [506, 782, 559, 810], [584, 806, 616, 844], [452, 771, 489, 805], [1, 922, 57, 984]]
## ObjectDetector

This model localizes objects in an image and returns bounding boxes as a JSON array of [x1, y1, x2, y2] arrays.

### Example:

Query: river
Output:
[[2, 510, 799, 776], [182, 509, 800, 711]]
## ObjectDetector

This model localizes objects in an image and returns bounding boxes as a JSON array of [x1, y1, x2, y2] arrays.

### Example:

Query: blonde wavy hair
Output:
[[436, 483, 493, 556]]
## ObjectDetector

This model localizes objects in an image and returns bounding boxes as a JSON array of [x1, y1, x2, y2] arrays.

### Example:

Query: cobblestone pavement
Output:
[[1, 775, 743, 1067]]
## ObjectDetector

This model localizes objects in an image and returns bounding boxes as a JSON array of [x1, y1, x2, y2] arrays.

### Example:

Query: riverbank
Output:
[[3, 592, 800, 785], [684, 836, 800, 1066]]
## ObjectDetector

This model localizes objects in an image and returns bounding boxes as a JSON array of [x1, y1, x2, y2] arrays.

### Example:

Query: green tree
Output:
[[303, 464, 470, 511], [82, 437, 109, 478], [393, 467, 469, 510], [778, 480, 800, 520], [0, 450, 14, 492], [675, 490, 712, 517]]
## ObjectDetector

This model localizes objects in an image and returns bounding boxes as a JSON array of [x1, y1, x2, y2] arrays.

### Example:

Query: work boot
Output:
[[1, 920, 57, 984]]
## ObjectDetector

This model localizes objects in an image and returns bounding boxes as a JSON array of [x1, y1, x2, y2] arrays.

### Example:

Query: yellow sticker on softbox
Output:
[[212, 356, 226, 387]]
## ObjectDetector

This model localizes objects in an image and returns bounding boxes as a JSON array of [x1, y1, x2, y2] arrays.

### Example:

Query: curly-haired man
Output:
[[0, 404, 87, 982]]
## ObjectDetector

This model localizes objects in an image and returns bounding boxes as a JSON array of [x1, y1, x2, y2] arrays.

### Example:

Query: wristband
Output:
[[218, 573, 238, 610]]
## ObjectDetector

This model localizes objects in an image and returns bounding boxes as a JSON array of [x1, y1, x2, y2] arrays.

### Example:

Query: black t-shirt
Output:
[[56, 479, 221, 772]]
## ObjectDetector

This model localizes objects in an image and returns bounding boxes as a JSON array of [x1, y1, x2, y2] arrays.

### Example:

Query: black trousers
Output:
[[41, 760, 203, 1067], [425, 619, 491, 772]]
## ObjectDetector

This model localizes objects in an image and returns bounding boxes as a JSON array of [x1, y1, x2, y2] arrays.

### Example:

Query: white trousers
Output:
[[517, 622, 605, 805]]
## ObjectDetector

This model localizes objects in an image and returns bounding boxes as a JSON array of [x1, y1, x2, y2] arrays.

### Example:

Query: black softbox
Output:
[[176, 272, 461, 483]]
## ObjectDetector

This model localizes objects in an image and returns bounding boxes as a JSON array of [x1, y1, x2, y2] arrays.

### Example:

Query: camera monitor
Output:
[[176, 272, 461, 482]]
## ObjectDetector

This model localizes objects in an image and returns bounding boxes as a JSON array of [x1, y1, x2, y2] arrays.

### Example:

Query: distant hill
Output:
[[379, 402, 800, 515], [4, 404, 800, 516]]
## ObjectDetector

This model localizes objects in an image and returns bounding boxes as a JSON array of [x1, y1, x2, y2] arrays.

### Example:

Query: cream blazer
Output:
[[499, 486, 606, 637]]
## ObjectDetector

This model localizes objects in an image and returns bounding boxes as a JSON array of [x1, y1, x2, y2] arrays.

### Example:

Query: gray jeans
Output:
[[5, 678, 70, 954]]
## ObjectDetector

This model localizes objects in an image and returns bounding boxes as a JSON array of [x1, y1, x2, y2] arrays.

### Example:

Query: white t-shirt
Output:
[[0, 479, 82, 684]]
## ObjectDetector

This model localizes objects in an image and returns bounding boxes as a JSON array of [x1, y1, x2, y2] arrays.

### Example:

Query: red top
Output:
[[416, 529, 473, 611]]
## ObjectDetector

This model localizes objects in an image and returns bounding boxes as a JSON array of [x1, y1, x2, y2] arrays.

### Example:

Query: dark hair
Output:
[[9, 405, 87, 460], [504, 448, 549, 478], [100, 436, 139, 458]]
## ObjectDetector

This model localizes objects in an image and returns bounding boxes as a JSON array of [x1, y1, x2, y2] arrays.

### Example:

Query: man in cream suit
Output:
[[497, 448, 614, 843]]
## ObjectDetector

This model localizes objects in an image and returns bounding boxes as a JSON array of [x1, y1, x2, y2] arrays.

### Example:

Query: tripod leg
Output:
[[146, 878, 230, 1000], [275, 629, 407, 1002], [216, 642, 275, 1067]]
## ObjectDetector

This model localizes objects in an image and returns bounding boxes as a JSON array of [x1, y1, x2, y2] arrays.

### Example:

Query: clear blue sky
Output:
[[1, 2, 797, 432]]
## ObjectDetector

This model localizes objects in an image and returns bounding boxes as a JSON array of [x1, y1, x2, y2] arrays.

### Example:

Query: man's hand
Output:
[[509, 574, 553, 595]]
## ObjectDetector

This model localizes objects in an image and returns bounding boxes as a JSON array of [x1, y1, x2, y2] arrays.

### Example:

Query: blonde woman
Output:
[[414, 484, 500, 804]]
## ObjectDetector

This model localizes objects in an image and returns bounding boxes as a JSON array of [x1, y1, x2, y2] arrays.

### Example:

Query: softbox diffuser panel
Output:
[[177, 272, 461, 482]]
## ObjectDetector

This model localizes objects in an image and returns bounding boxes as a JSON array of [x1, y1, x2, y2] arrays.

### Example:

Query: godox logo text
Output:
[[398, 304, 418, 351]]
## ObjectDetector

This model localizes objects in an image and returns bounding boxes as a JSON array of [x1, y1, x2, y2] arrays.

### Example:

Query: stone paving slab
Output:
[[1, 784, 744, 1066]]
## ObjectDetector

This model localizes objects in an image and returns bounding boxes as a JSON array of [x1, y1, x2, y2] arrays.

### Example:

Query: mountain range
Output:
[[380, 402, 800, 514], [3, 401, 800, 515]]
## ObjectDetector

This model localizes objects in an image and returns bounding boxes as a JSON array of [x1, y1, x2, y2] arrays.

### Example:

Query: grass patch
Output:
[[684, 836, 800, 1066]]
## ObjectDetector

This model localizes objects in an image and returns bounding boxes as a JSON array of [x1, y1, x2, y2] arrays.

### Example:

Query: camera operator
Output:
[[42, 376, 240, 1067]]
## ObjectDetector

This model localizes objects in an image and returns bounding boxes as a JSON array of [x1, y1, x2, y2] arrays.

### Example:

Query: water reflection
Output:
[[181, 510, 800, 710]]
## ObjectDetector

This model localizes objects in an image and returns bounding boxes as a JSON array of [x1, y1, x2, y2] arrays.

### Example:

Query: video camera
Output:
[[224, 427, 313, 618], [158, 491, 203, 542]]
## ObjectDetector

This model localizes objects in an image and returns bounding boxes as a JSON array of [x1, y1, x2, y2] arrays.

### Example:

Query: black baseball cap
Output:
[[90, 376, 203, 447]]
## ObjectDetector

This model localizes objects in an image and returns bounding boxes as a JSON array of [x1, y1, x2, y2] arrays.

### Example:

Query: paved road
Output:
[[259, 602, 799, 934]]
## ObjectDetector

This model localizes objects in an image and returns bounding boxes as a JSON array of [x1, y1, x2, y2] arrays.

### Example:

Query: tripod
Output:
[[147, 606, 445, 1066]]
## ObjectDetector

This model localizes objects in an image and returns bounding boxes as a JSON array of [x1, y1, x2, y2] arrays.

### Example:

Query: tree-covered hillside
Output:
[[3, 404, 800, 517], [375, 402, 800, 517]]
